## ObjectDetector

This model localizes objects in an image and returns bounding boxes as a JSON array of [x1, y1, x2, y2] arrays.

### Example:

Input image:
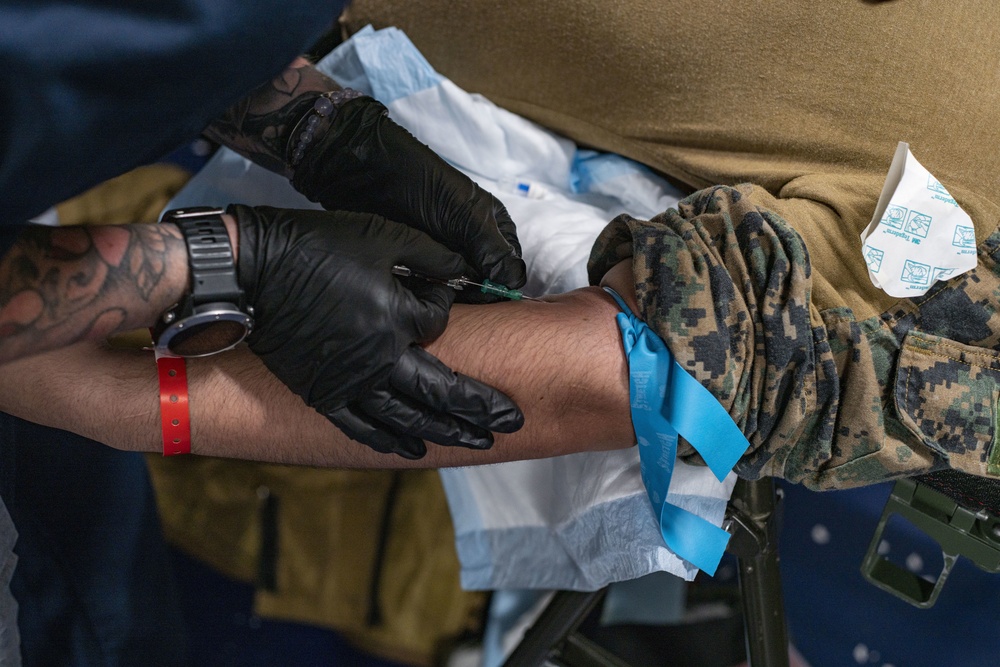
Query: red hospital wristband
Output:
[[156, 354, 191, 456]]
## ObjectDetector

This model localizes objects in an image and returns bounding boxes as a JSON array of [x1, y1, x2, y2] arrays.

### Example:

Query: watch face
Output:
[[157, 304, 252, 357], [167, 319, 249, 357], [154, 211, 249, 356]]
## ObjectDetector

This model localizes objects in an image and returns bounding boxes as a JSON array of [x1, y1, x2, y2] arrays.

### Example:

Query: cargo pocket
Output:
[[894, 331, 1000, 478]]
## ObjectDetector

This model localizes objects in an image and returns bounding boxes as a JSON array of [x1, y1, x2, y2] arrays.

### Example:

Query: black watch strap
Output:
[[154, 207, 252, 357], [164, 208, 244, 307]]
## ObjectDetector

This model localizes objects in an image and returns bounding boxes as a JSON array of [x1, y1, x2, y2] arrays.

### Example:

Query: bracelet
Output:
[[286, 88, 364, 167], [155, 352, 191, 456]]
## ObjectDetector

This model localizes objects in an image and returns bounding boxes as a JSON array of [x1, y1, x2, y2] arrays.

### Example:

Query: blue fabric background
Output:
[[779, 481, 1000, 667], [0, 0, 349, 224]]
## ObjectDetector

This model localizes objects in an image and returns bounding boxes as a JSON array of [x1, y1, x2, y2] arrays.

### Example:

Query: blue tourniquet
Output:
[[604, 287, 749, 575]]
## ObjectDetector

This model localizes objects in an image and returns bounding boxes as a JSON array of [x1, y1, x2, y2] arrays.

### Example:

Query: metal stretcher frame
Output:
[[861, 475, 1000, 608], [503, 477, 790, 667], [503, 473, 1000, 665]]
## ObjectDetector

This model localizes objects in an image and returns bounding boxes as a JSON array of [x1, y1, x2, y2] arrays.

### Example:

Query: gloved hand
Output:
[[290, 95, 527, 300], [232, 204, 524, 459]]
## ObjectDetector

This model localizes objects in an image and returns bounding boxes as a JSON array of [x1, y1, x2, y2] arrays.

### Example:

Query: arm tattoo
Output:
[[0, 223, 185, 362], [205, 60, 343, 177]]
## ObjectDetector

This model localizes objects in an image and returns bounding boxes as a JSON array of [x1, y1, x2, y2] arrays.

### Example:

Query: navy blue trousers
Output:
[[0, 414, 186, 667]]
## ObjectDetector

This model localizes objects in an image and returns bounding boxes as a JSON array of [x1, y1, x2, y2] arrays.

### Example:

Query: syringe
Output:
[[391, 265, 542, 302]]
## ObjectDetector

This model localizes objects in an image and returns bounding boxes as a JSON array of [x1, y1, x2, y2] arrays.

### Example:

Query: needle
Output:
[[391, 265, 542, 301]]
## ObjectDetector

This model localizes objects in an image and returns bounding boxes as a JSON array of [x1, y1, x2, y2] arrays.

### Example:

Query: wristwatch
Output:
[[153, 207, 254, 357]]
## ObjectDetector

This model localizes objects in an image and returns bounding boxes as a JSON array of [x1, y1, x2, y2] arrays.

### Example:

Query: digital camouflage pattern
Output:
[[589, 184, 1000, 490]]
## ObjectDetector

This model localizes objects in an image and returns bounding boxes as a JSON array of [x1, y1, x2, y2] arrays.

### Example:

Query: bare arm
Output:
[[0, 223, 188, 364], [0, 213, 249, 365], [0, 278, 636, 468]]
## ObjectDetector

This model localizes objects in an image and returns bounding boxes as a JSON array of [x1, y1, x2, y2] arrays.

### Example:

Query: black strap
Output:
[[915, 470, 1000, 518], [175, 214, 243, 307]]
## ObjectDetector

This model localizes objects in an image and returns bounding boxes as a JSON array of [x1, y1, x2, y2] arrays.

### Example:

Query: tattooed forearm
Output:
[[0, 223, 187, 364], [204, 58, 343, 177]]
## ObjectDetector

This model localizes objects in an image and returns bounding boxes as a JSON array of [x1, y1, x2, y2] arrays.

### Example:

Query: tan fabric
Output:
[[343, 0, 1000, 321], [147, 459, 486, 666], [55, 163, 191, 226]]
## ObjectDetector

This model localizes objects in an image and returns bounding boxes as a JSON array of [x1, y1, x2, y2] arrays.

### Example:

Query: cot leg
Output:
[[727, 476, 790, 667], [503, 589, 632, 667]]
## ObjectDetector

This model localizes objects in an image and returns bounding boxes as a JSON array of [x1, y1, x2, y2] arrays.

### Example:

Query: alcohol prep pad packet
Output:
[[860, 142, 977, 298]]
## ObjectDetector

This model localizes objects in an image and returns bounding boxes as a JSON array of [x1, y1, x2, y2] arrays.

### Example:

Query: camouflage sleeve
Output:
[[588, 184, 1000, 490]]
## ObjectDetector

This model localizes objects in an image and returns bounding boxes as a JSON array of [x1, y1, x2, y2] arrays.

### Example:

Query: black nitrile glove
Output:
[[231, 205, 524, 459], [291, 95, 527, 300]]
